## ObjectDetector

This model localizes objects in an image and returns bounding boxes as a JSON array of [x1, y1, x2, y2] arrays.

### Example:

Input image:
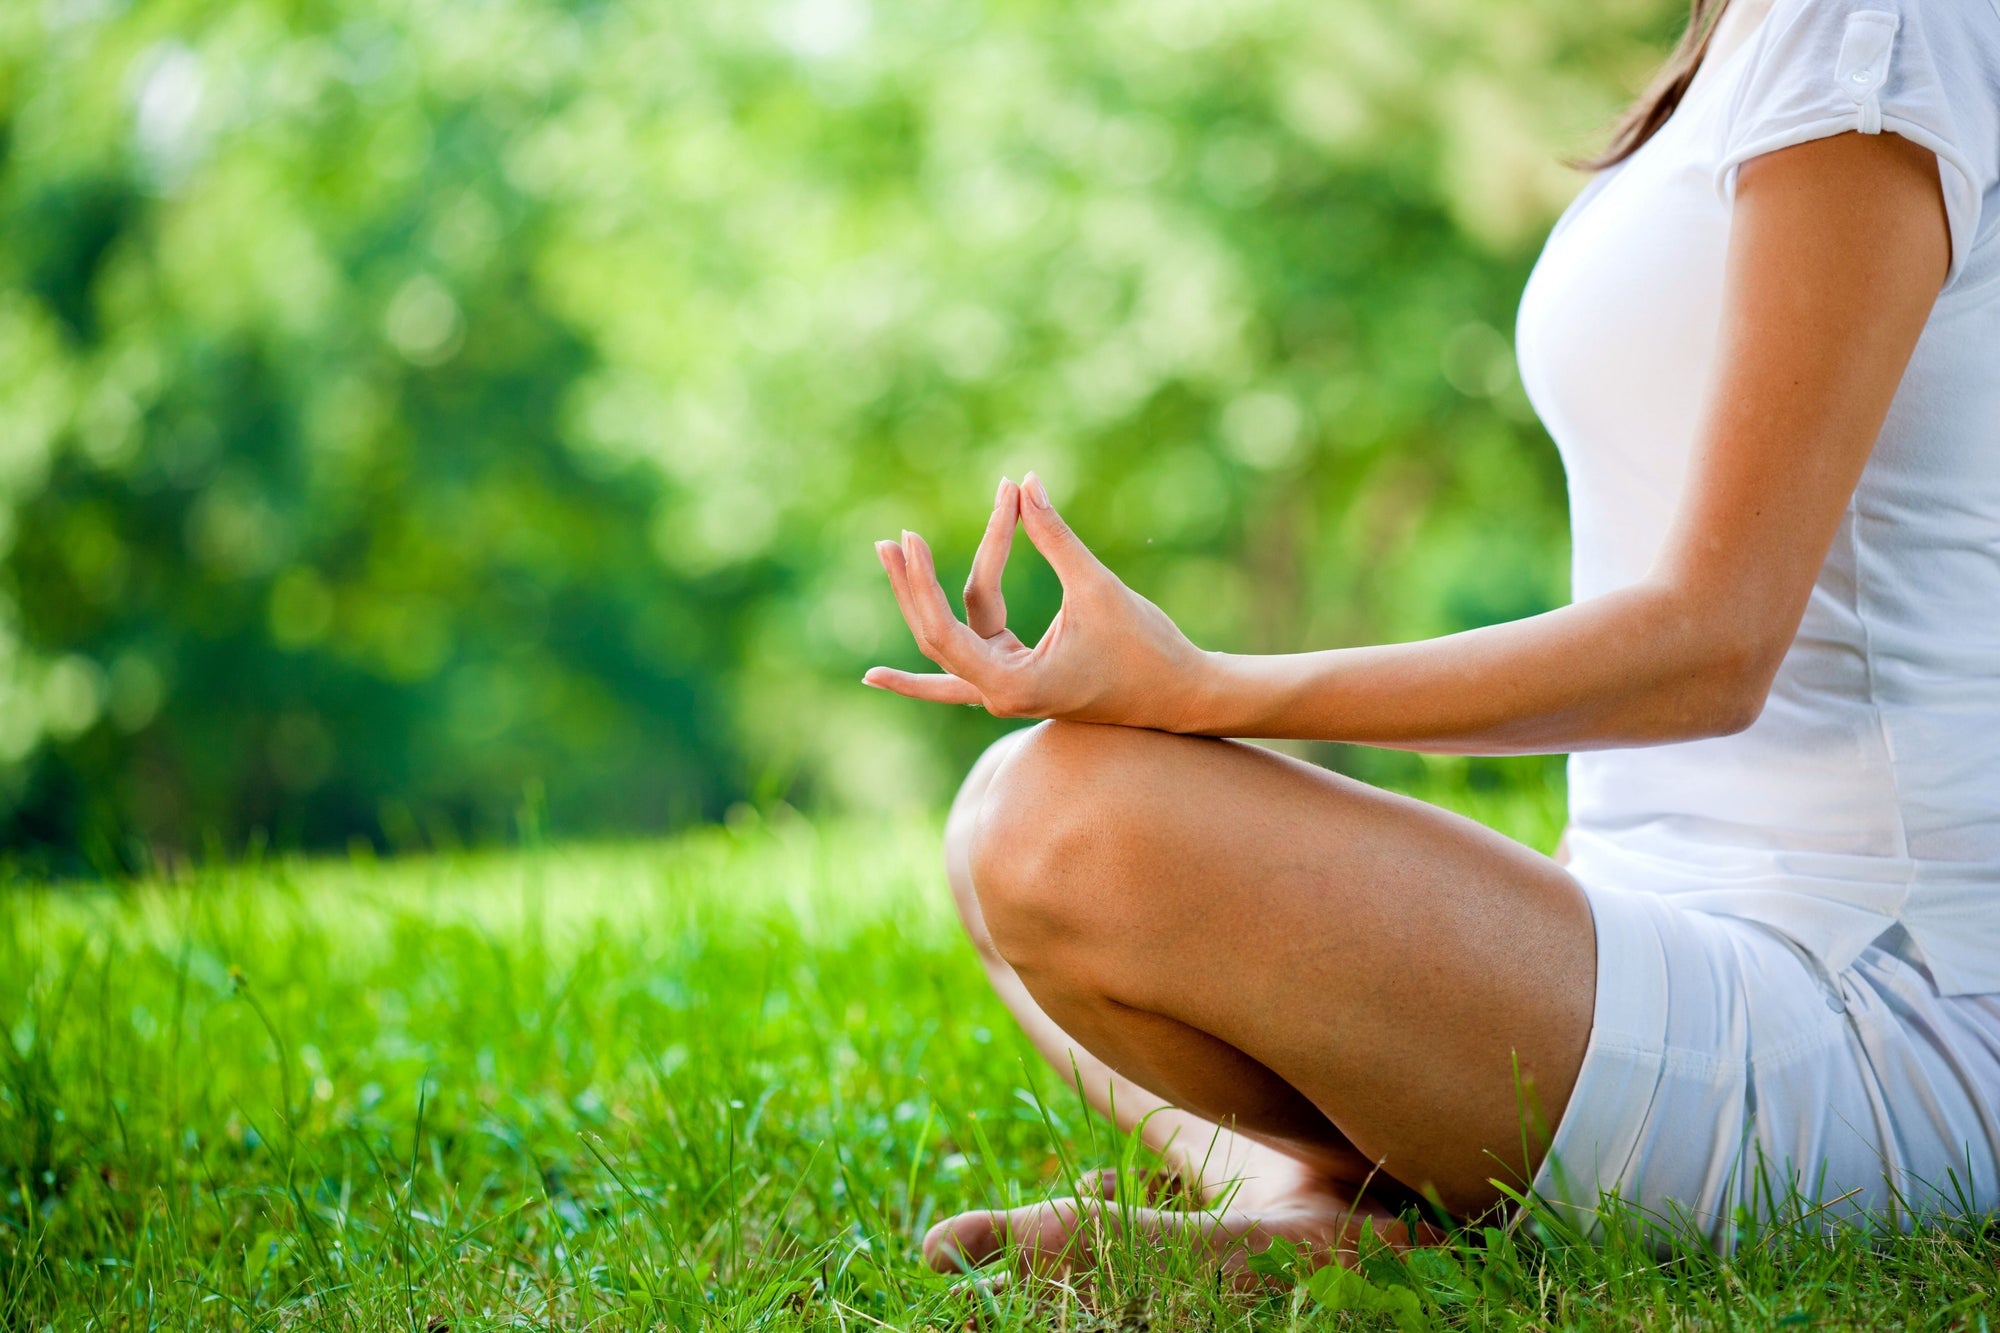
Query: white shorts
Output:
[[1530, 883, 2000, 1249]]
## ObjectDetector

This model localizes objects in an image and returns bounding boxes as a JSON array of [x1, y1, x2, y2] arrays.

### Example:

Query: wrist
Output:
[[1170, 649, 1238, 736]]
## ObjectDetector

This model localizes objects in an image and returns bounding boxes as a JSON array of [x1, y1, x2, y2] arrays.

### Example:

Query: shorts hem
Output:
[[1522, 882, 1673, 1235]]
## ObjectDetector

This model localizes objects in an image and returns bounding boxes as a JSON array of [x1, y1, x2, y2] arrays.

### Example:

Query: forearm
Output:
[[1178, 580, 1771, 754]]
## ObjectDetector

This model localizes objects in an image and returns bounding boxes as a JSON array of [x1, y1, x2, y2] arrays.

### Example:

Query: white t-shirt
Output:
[[1515, 0, 2000, 995]]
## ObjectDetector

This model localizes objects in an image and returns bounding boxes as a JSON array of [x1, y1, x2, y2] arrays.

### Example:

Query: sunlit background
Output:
[[0, 0, 1687, 871]]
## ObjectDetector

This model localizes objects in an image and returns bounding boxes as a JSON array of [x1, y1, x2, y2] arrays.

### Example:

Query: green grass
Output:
[[3, 792, 1997, 1329]]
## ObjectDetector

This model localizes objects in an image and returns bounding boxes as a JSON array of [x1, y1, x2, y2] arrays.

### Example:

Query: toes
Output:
[[923, 1210, 1006, 1273], [923, 1199, 1097, 1276]]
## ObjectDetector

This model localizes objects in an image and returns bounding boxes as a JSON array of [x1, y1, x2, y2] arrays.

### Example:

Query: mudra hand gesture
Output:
[[864, 473, 1213, 731]]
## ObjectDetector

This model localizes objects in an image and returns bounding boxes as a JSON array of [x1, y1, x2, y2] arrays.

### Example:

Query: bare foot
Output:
[[1070, 1165, 1195, 1207], [922, 1164, 1447, 1291]]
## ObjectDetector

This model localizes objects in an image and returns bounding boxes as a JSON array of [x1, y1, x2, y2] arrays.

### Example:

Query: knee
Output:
[[943, 728, 1032, 870], [940, 727, 1043, 964], [966, 720, 1158, 966]]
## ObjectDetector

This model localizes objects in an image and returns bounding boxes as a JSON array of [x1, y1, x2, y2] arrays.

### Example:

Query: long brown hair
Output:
[[1570, 0, 1735, 171]]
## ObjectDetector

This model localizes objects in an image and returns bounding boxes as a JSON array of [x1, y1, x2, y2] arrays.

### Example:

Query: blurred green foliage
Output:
[[0, 0, 1685, 867]]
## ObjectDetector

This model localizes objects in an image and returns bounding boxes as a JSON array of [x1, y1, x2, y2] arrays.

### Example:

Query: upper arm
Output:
[[1649, 127, 1949, 707]]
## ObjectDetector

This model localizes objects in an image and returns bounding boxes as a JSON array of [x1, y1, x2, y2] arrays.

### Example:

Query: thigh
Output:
[[975, 720, 1597, 1213]]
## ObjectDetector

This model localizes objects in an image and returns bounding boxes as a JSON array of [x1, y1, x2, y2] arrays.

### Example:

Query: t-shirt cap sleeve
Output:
[[1711, 0, 1994, 290]]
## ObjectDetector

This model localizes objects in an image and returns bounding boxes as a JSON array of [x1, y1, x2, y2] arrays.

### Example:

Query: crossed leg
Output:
[[926, 720, 1597, 1281]]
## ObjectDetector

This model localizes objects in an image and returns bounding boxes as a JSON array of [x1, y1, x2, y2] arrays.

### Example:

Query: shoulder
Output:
[[1754, 0, 2000, 74], [1750, 0, 2000, 165], [1723, 0, 2000, 158], [1778, 0, 2000, 33], [1719, 0, 2000, 288]]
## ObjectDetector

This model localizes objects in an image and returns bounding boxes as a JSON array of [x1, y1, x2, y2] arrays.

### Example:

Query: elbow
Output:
[[1698, 685, 1767, 739], [1685, 640, 1780, 740], [1568, 580, 1798, 746], [1635, 580, 1787, 742]]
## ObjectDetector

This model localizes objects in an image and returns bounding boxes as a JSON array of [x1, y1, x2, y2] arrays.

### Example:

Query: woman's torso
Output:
[[1514, 0, 2000, 994]]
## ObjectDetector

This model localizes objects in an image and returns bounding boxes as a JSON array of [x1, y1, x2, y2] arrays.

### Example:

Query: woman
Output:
[[864, 0, 2000, 1278]]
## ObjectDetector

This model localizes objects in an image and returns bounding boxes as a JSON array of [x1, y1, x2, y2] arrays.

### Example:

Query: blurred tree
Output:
[[0, 0, 1684, 868]]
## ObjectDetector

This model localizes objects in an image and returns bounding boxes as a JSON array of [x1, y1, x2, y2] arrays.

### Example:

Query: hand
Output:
[[863, 472, 1215, 731]]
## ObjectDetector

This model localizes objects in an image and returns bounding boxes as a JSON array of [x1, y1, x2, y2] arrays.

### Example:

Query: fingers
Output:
[[890, 530, 997, 679], [875, 538, 924, 630], [962, 477, 1019, 638], [861, 667, 982, 705], [901, 530, 992, 669], [1019, 471, 1110, 588]]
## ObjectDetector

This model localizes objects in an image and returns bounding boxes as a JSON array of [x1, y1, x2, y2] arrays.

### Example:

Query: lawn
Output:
[[3, 785, 1995, 1329]]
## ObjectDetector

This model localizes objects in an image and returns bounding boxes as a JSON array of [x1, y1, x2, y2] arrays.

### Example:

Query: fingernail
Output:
[[1024, 473, 1051, 509], [996, 476, 1012, 505]]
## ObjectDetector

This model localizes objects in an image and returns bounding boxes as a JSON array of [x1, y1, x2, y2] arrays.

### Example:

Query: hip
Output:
[[1529, 880, 2000, 1249]]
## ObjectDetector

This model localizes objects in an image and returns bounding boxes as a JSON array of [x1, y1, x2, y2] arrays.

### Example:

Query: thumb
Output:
[[1019, 471, 1109, 586]]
